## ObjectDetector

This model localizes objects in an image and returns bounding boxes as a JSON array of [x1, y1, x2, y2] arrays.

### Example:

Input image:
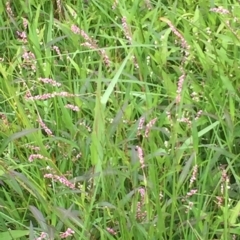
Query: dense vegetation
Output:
[[0, 1, 240, 239]]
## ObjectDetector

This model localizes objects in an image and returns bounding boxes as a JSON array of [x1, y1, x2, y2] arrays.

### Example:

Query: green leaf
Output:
[[177, 153, 195, 189], [176, 121, 220, 163], [0, 128, 39, 156], [101, 50, 133, 105], [0, 230, 29, 239], [29, 206, 47, 231], [229, 201, 240, 225]]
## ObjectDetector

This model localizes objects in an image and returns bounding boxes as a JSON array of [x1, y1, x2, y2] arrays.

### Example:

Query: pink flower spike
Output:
[[35, 232, 48, 240], [137, 117, 145, 136], [136, 187, 146, 220], [186, 189, 198, 197], [25, 93, 54, 101], [145, 117, 157, 138], [38, 77, 61, 87], [26, 145, 40, 151], [71, 25, 96, 45], [65, 104, 80, 112], [210, 6, 230, 15], [38, 117, 53, 136], [6, 1, 14, 17], [189, 165, 198, 187], [136, 146, 145, 168], [99, 48, 111, 67], [28, 154, 45, 162], [60, 228, 75, 239], [122, 17, 132, 43], [106, 227, 117, 235], [71, 24, 80, 35], [71, 24, 111, 67], [23, 18, 28, 30], [53, 45, 63, 60], [16, 31, 27, 43], [44, 174, 75, 189], [138, 187, 145, 199], [175, 72, 186, 104], [25, 91, 80, 101]]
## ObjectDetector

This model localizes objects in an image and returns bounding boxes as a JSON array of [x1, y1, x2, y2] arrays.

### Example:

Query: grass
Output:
[[0, 0, 240, 239]]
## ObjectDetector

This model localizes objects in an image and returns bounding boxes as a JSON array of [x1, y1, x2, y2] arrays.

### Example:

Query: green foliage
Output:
[[0, 0, 240, 239]]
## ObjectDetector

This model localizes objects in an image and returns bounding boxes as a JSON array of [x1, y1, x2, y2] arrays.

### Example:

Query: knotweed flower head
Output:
[[52, 46, 63, 60], [38, 77, 61, 87], [44, 173, 75, 189], [23, 18, 28, 30], [122, 17, 132, 43], [60, 228, 75, 238], [135, 146, 145, 168], [22, 48, 37, 72], [186, 189, 198, 197], [36, 232, 48, 240], [189, 165, 198, 187], [136, 187, 146, 220], [28, 154, 46, 162], [71, 25, 97, 45], [38, 117, 53, 136], [16, 31, 27, 43], [160, 18, 190, 104], [71, 24, 111, 67], [106, 227, 117, 236], [6, 1, 14, 17], [145, 117, 157, 138], [176, 72, 186, 104], [137, 117, 145, 136], [25, 91, 80, 101], [210, 6, 230, 15], [65, 104, 80, 112]]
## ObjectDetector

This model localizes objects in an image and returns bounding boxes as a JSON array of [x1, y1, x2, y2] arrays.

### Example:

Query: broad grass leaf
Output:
[[177, 153, 195, 189], [10, 171, 46, 201], [45, 36, 67, 48], [229, 201, 240, 225], [29, 206, 47, 231], [101, 50, 133, 105], [0, 230, 29, 239], [0, 128, 39, 156]]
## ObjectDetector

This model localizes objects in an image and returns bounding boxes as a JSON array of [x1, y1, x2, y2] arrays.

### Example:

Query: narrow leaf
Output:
[[101, 50, 133, 105]]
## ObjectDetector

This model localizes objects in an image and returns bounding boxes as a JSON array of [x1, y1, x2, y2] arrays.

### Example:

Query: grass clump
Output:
[[0, 1, 240, 239]]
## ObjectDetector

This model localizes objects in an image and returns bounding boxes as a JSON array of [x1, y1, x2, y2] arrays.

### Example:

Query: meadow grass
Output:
[[0, 0, 240, 239]]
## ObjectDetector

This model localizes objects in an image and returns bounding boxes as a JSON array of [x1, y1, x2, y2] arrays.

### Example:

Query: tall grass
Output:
[[0, 1, 240, 239]]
